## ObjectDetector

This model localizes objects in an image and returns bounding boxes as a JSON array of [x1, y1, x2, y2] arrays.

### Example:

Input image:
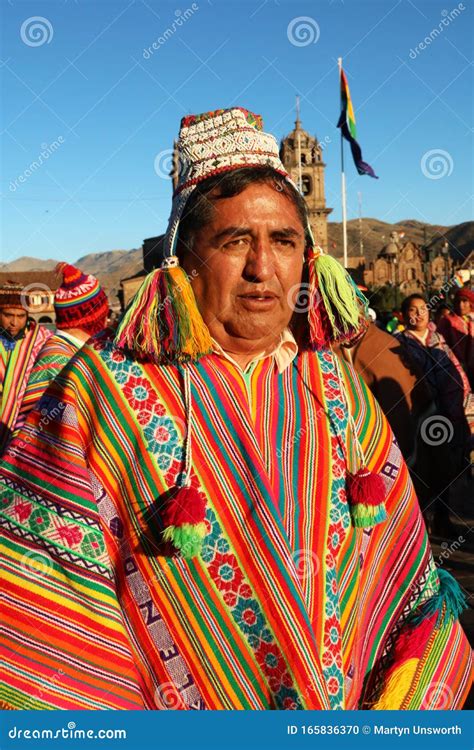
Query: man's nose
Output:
[[243, 238, 275, 282]]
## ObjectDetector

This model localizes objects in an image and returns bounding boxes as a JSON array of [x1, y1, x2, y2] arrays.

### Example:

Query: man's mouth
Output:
[[238, 292, 278, 300], [237, 292, 279, 311]]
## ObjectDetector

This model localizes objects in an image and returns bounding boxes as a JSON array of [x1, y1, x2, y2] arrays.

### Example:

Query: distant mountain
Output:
[[76, 249, 142, 277], [75, 248, 143, 302], [0, 249, 143, 306], [0, 257, 56, 272], [328, 219, 474, 265], [425, 221, 474, 262], [2, 219, 472, 304]]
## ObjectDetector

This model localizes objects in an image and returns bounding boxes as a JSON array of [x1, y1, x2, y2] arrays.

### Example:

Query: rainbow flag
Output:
[[337, 67, 378, 179]]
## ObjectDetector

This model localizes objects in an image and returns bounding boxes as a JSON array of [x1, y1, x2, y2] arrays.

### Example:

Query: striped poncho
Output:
[[0, 337, 471, 710], [0, 322, 52, 455], [14, 331, 82, 437]]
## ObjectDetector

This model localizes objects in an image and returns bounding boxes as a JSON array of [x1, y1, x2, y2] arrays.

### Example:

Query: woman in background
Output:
[[438, 288, 474, 389], [397, 294, 471, 537]]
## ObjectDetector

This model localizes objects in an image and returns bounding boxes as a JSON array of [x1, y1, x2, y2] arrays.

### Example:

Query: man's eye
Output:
[[223, 238, 249, 249], [274, 239, 295, 247]]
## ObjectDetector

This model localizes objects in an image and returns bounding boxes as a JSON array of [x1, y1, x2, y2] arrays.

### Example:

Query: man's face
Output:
[[0, 308, 28, 336], [181, 182, 306, 357], [405, 298, 429, 331]]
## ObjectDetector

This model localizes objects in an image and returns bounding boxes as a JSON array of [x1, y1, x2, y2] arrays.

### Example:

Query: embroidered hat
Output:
[[164, 107, 297, 255], [54, 263, 108, 335]]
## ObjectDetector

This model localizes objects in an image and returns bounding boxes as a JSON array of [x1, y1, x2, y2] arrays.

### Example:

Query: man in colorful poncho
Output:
[[18, 263, 109, 429], [0, 108, 471, 711], [0, 283, 52, 455]]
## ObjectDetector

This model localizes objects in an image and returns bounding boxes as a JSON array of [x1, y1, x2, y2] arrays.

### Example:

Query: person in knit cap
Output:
[[437, 287, 474, 388], [0, 282, 52, 454], [0, 108, 471, 711], [16, 263, 109, 435]]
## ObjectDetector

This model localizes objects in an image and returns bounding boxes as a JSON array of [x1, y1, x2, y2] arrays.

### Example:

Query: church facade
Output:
[[279, 115, 332, 252], [363, 231, 455, 295]]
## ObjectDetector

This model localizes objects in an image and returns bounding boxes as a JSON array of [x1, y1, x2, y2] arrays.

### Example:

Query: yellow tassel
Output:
[[115, 259, 212, 363], [371, 658, 418, 709], [166, 265, 213, 360]]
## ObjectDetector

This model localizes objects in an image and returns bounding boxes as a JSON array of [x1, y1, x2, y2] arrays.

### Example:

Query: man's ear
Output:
[[178, 241, 200, 277], [176, 240, 185, 267]]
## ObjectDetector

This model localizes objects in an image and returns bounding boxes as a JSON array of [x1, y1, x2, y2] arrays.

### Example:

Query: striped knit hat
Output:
[[0, 282, 29, 311], [54, 263, 108, 335]]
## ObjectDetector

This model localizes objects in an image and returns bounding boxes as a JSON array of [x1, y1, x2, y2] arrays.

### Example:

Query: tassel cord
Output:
[[180, 363, 193, 489], [332, 353, 367, 472]]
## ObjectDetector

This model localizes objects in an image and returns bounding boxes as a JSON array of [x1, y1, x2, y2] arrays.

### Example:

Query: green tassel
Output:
[[313, 254, 368, 337], [410, 569, 467, 627], [162, 522, 207, 559], [350, 503, 387, 528]]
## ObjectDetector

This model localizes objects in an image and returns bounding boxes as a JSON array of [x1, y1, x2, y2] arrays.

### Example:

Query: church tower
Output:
[[279, 105, 332, 251]]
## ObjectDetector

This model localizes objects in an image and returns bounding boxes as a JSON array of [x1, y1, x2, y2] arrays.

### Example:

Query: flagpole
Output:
[[358, 190, 363, 257], [338, 57, 348, 269]]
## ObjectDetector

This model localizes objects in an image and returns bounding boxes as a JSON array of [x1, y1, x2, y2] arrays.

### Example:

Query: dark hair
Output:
[[401, 293, 426, 317], [177, 166, 310, 259]]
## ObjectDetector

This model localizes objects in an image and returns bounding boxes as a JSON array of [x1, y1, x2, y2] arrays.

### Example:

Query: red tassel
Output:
[[391, 614, 438, 662], [161, 485, 208, 559], [347, 468, 386, 507], [161, 485, 206, 529]]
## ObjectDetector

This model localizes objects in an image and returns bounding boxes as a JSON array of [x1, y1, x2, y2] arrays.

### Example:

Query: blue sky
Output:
[[1, 0, 472, 264]]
